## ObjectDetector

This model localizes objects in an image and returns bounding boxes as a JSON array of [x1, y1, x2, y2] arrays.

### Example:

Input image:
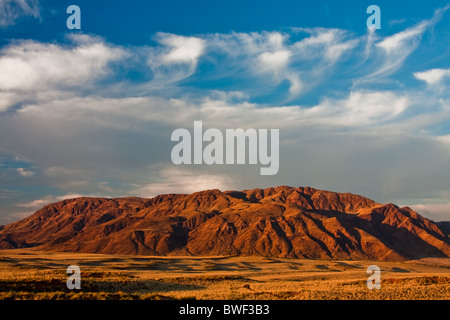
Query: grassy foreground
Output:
[[0, 249, 449, 300]]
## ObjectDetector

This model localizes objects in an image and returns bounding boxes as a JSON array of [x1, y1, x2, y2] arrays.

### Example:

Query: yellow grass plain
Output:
[[0, 249, 449, 300]]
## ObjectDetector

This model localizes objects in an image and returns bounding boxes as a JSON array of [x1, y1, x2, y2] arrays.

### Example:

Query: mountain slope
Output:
[[0, 186, 449, 261]]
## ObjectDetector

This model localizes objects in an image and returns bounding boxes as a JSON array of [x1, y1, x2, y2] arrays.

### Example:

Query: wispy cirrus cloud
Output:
[[356, 5, 449, 84], [2, 13, 442, 113], [0, 0, 40, 27], [146, 33, 206, 85], [204, 28, 357, 100]]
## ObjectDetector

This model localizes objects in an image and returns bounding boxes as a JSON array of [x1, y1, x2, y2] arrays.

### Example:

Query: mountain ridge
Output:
[[0, 185, 449, 261]]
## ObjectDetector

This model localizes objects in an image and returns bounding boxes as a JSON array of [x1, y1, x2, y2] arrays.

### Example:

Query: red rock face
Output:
[[0, 186, 449, 261]]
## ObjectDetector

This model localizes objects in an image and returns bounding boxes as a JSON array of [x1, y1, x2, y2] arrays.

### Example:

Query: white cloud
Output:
[[22, 88, 410, 131], [333, 91, 409, 125], [146, 33, 205, 84], [377, 21, 427, 54], [0, 91, 21, 112], [293, 28, 357, 62], [16, 167, 34, 177], [16, 196, 54, 209], [257, 50, 291, 74], [414, 68, 450, 85], [436, 134, 450, 145], [203, 28, 356, 100], [325, 40, 357, 62], [372, 22, 428, 78], [363, 28, 377, 62], [130, 167, 236, 198], [287, 74, 303, 96], [294, 28, 340, 47], [410, 202, 450, 222], [16, 193, 99, 209], [256, 50, 304, 96], [212, 31, 288, 56], [0, 36, 125, 91], [0, 35, 127, 111], [0, 0, 40, 27], [159, 34, 205, 66], [236, 90, 410, 128]]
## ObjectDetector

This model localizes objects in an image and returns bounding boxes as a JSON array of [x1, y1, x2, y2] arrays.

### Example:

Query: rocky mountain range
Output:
[[0, 186, 449, 261]]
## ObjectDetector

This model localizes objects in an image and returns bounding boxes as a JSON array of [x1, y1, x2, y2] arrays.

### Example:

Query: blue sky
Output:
[[1, 0, 450, 224]]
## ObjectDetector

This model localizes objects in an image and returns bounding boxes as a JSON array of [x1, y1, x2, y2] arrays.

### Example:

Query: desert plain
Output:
[[0, 249, 449, 300]]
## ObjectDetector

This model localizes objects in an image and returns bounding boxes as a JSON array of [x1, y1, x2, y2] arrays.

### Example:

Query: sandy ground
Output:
[[0, 249, 449, 300]]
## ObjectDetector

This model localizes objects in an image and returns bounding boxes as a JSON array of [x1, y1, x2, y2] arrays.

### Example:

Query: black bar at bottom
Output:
[[0, 300, 448, 318]]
